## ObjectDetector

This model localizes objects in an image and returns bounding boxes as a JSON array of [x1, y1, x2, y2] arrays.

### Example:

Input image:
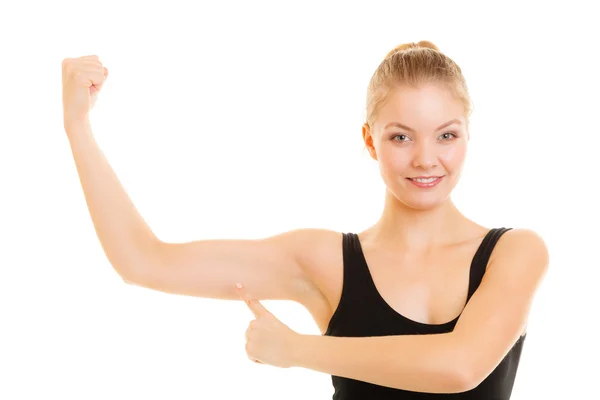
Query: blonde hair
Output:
[[366, 41, 472, 129]]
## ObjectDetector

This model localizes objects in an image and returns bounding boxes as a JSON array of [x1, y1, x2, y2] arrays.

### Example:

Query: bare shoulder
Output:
[[286, 227, 344, 290], [287, 228, 344, 268], [488, 228, 550, 278]]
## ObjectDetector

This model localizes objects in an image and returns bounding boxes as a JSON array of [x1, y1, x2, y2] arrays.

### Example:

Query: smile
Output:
[[407, 176, 444, 188]]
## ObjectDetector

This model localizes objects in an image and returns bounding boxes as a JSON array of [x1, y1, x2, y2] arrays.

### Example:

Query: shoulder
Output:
[[270, 228, 344, 277], [492, 228, 549, 260], [284, 228, 344, 267], [488, 227, 550, 280]]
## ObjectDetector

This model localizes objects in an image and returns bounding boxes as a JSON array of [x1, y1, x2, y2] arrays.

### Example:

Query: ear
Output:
[[362, 123, 378, 160]]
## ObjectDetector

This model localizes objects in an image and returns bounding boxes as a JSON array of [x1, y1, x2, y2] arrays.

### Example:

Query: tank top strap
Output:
[[323, 233, 373, 336], [466, 227, 513, 302], [340, 232, 377, 308], [339, 232, 374, 298]]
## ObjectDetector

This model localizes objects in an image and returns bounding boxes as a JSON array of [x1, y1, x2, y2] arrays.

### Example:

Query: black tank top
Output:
[[323, 227, 526, 399]]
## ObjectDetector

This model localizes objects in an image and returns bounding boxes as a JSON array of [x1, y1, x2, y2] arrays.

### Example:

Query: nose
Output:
[[411, 141, 438, 170]]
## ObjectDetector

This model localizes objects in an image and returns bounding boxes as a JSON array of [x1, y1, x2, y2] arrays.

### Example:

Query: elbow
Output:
[[451, 361, 484, 393], [115, 241, 163, 286], [423, 360, 477, 393], [113, 259, 147, 286], [121, 273, 135, 285], [452, 368, 476, 393], [115, 264, 137, 285], [119, 262, 150, 286], [444, 337, 484, 393]]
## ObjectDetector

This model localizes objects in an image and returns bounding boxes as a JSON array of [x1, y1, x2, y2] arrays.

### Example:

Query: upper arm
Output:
[[452, 228, 550, 389], [124, 228, 332, 303]]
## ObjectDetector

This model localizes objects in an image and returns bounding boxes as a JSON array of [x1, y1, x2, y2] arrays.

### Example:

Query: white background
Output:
[[1, 1, 599, 399]]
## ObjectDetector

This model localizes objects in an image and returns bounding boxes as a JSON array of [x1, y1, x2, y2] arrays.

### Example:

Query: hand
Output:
[[62, 55, 109, 128], [235, 283, 301, 368]]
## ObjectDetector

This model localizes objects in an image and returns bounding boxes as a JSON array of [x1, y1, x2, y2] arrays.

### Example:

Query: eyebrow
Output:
[[384, 118, 462, 132]]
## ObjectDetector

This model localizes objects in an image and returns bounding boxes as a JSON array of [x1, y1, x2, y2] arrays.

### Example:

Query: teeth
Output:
[[412, 177, 438, 183]]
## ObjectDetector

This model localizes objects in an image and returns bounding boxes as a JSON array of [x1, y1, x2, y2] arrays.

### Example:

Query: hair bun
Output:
[[384, 41, 440, 60]]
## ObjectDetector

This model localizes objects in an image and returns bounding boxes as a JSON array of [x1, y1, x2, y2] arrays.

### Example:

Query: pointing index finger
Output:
[[235, 283, 269, 317]]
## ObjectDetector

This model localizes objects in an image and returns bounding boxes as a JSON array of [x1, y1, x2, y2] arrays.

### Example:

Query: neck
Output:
[[368, 189, 470, 252]]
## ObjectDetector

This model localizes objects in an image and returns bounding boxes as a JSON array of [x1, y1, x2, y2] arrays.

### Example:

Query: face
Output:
[[362, 83, 469, 210]]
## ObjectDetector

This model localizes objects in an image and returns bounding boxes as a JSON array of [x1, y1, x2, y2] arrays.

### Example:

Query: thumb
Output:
[[91, 67, 109, 94]]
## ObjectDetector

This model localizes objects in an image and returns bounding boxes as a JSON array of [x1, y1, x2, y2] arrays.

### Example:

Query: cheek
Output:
[[440, 143, 467, 168], [378, 146, 407, 171]]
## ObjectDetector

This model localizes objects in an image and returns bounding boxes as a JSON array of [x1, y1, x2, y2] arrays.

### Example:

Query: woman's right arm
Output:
[[62, 56, 322, 305], [66, 120, 318, 304]]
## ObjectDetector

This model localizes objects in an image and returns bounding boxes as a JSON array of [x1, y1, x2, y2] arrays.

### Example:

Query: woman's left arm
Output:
[[292, 228, 549, 394]]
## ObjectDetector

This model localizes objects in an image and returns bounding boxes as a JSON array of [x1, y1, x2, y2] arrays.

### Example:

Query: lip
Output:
[[406, 176, 444, 188]]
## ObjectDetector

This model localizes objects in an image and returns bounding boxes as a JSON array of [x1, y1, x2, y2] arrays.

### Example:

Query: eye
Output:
[[392, 134, 409, 142], [440, 132, 458, 140]]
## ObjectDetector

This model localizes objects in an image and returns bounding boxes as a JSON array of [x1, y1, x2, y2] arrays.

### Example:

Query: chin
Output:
[[388, 182, 451, 211], [405, 198, 448, 211]]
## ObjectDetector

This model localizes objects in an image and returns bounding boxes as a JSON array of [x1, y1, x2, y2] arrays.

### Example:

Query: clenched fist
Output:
[[62, 55, 108, 128]]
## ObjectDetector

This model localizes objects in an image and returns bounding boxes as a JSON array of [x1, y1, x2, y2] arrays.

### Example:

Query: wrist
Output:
[[290, 333, 310, 368], [64, 116, 91, 138]]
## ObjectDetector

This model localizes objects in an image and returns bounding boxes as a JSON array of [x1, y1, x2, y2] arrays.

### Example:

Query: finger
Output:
[[79, 60, 102, 69], [80, 62, 108, 80], [245, 342, 262, 364], [93, 68, 109, 90], [235, 283, 269, 318], [245, 324, 252, 341], [72, 70, 105, 88], [249, 355, 263, 364]]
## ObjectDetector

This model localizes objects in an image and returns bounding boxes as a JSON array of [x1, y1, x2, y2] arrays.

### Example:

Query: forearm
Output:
[[293, 333, 470, 393], [65, 119, 159, 279]]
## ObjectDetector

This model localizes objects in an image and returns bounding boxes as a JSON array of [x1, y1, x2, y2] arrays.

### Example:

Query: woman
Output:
[[61, 41, 549, 399]]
